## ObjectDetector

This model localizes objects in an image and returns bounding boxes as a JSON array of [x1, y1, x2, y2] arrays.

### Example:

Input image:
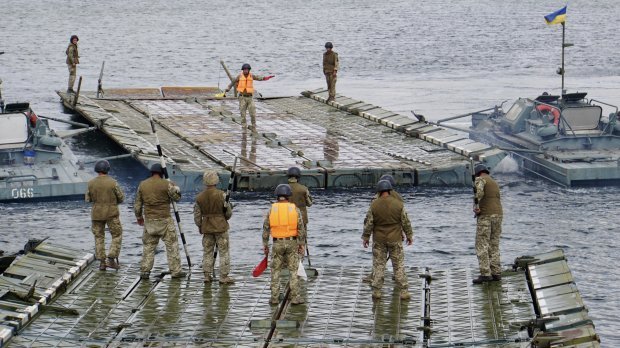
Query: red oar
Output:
[[252, 256, 268, 277]]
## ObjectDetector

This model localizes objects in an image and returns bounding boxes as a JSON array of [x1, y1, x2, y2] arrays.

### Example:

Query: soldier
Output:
[[193, 169, 234, 284], [323, 42, 339, 102], [66, 35, 79, 93], [471, 164, 503, 284], [286, 167, 313, 230], [134, 163, 186, 279], [262, 184, 306, 305], [85, 160, 125, 271], [223, 63, 274, 132], [362, 174, 404, 283], [362, 180, 414, 301]]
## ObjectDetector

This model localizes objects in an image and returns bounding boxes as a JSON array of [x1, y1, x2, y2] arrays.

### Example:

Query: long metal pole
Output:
[[561, 23, 565, 94], [148, 112, 192, 268], [213, 155, 238, 270]]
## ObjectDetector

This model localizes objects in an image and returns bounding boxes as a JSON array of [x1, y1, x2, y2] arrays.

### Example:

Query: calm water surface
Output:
[[1, 0, 619, 343]]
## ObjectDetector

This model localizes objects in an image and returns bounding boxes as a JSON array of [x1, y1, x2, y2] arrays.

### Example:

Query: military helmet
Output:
[[241, 63, 251, 70], [150, 163, 164, 174], [70, 35, 79, 42], [94, 160, 110, 174], [203, 169, 219, 185], [376, 179, 392, 192], [379, 174, 396, 187], [474, 163, 490, 176], [324, 41, 333, 49], [274, 184, 292, 197], [287, 166, 301, 178]]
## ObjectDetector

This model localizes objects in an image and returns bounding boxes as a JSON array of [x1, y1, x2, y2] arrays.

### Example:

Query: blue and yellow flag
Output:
[[544, 5, 567, 25]]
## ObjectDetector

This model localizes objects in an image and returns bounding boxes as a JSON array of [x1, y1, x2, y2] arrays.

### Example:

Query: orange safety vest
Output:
[[269, 202, 299, 238], [237, 73, 254, 94]]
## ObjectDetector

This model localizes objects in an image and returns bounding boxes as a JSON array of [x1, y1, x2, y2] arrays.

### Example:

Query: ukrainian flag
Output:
[[544, 5, 567, 25]]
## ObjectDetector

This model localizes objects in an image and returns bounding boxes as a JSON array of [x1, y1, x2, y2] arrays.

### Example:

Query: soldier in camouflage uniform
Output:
[[134, 163, 185, 279], [65, 35, 79, 93], [223, 63, 274, 132], [362, 180, 413, 300], [262, 184, 306, 305], [323, 42, 339, 102], [85, 160, 125, 271], [194, 169, 234, 284], [362, 174, 404, 283], [286, 167, 313, 229], [471, 164, 503, 284]]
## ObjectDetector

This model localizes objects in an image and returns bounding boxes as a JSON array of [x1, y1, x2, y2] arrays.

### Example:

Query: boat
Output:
[[435, 92, 620, 186], [0, 77, 94, 202]]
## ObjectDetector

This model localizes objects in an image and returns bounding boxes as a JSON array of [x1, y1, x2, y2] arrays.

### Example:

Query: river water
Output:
[[1, 0, 619, 343]]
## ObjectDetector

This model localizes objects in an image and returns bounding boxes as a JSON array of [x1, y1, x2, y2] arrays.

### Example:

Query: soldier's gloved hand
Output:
[[137, 217, 144, 226], [406, 237, 413, 246], [263, 75, 275, 81], [298, 244, 305, 255], [362, 239, 369, 248], [263, 246, 269, 255]]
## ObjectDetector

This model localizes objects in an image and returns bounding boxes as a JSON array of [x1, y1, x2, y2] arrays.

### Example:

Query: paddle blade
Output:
[[297, 260, 308, 281], [252, 257, 268, 277]]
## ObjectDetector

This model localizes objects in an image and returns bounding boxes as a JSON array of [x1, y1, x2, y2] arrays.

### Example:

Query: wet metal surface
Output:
[[57, 88, 507, 192]]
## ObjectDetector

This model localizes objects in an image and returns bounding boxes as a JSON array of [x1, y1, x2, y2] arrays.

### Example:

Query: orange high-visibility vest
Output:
[[269, 202, 298, 238], [237, 73, 254, 94]]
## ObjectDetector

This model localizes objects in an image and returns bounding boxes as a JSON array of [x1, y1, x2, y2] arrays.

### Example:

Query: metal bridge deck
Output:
[[1, 243, 600, 347], [57, 87, 506, 192]]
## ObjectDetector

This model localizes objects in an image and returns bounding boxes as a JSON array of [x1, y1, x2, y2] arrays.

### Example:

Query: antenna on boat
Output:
[[558, 22, 573, 95]]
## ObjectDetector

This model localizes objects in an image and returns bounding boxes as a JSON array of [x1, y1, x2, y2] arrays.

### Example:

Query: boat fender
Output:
[[536, 105, 560, 125], [536, 124, 558, 138], [28, 111, 38, 127], [39, 135, 62, 147]]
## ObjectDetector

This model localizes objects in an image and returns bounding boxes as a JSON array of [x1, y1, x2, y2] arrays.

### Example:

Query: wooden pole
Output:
[[220, 60, 237, 97], [73, 76, 82, 108]]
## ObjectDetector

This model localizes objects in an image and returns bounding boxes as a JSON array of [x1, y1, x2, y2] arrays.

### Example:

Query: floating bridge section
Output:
[[57, 87, 506, 192], [1, 245, 599, 347]]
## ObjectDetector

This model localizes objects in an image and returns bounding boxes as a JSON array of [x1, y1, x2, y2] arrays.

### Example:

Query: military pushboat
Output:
[[0, 79, 93, 202], [434, 92, 620, 186]]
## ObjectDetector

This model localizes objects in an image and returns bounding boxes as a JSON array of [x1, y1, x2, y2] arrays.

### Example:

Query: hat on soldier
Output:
[[287, 166, 301, 178], [150, 163, 164, 174], [379, 174, 396, 187], [325, 41, 333, 48], [203, 169, 219, 185], [94, 160, 110, 174], [376, 179, 392, 192], [474, 163, 490, 176], [242, 63, 251, 70], [70, 35, 79, 42], [274, 184, 292, 197]]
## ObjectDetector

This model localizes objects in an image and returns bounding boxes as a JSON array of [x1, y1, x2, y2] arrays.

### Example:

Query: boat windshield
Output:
[[561, 106, 602, 131], [504, 102, 525, 121], [0, 113, 28, 145]]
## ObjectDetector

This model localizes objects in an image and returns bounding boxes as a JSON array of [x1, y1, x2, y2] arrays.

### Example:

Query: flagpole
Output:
[[561, 22, 566, 94]]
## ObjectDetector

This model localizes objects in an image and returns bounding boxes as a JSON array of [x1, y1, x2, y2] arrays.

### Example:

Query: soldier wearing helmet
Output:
[[223, 63, 275, 133], [85, 160, 125, 271], [287, 167, 313, 228], [322, 41, 339, 102], [362, 180, 414, 301], [134, 163, 185, 279], [65, 35, 80, 93], [193, 169, 234, 284], [362, 174, 405, 283], [262, 184, 306, 305], [471, 163, 503, 285]]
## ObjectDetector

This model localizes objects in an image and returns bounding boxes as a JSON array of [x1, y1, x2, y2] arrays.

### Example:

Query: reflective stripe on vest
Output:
[[237, 73, 254, 94], [269, 202, 298, 238]]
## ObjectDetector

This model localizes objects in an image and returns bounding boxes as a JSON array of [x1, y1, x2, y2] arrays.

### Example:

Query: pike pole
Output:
[[148, 112, 192, 268], [213, 154, 238, 267]]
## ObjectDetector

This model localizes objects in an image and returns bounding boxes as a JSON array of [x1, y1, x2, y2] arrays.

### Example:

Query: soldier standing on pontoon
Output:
[[65, 35, 79, 93], [223, 63, 274, 132]]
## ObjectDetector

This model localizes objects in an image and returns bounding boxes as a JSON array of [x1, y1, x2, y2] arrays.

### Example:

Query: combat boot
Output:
[[399, 290, 411, 301], [203, 274, 213, 283], [98, 260, 106, 271], [219, 276, 235, 284], [269, 296, 280, 305], [362, 274, 373, 284], [106, 257, 120, 270], [492, 274, 502, 281], [171, 271, 187, 279], [140, 272, 150, 279], [67, 88, 75, 94], [372, 289, 382, 300], [291, 296, 305, 305], [472, 275, 493, 284]]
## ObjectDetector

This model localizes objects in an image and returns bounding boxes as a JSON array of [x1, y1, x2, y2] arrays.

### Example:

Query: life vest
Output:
[[269, 202, 298, 238], [237, 73, 254, 94], [536, 104, 560, 125]]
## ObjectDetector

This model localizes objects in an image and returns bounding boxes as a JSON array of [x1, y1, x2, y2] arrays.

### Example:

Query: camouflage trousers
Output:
[[271, 239, 301, 301], [140, 217, 182, 274], [91, 217, 122, 260], [475, 214, 503, 276], [202, 231, 231, 278], [238, 95, 256, 130], [324, 72, 337, 99], [67, 64, 76, 89], [371, 241, 408, 291]]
